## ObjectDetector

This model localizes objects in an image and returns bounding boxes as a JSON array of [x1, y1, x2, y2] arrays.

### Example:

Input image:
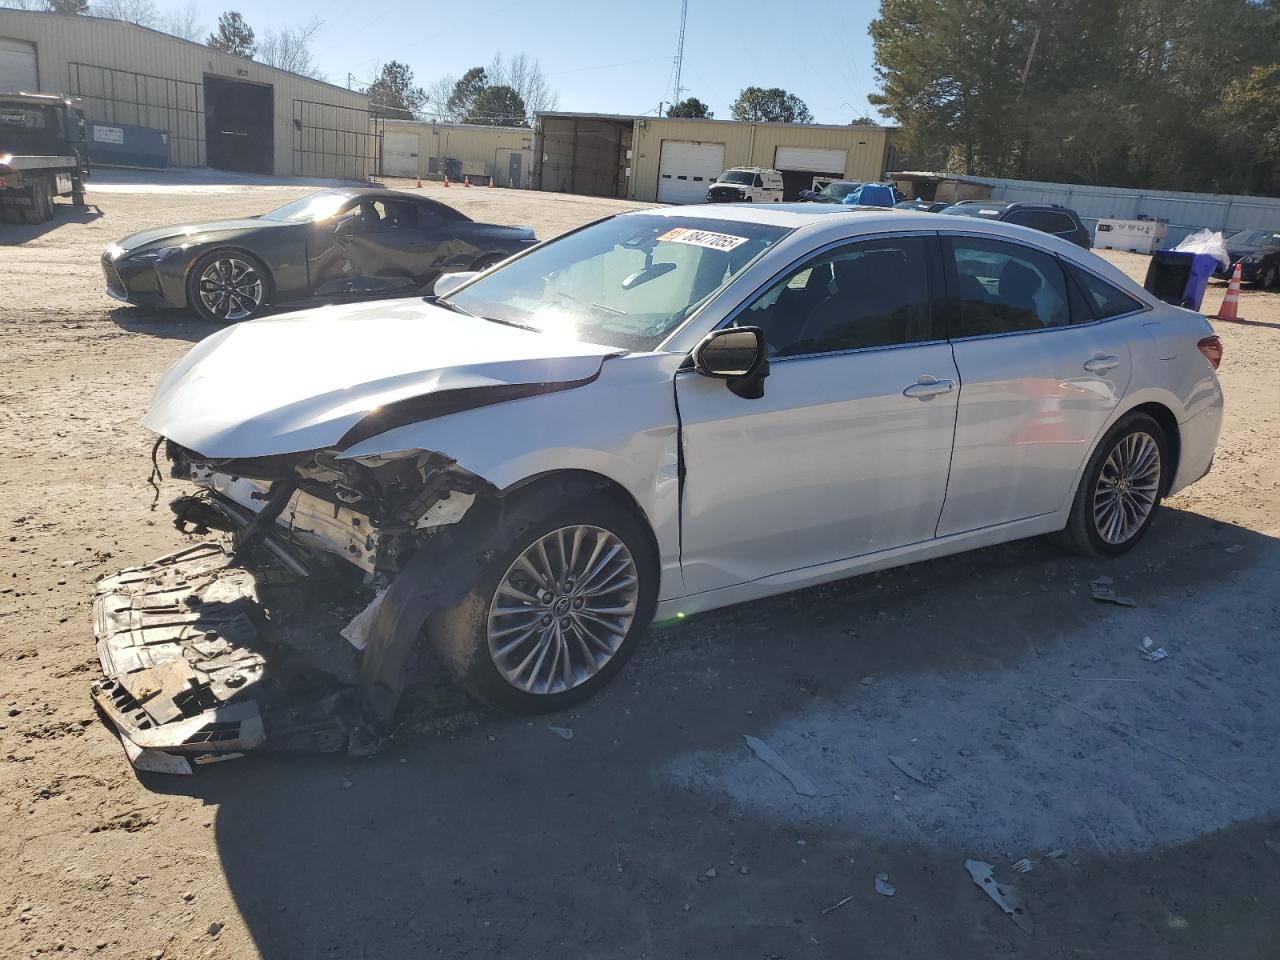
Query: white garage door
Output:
[[658, 140, 725, 204], [383, 131, 420, 177], [0, 37, 38, 94], [775, 147, 848, 174]]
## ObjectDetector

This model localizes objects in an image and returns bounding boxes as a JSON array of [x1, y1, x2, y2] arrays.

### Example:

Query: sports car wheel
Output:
[[189, 252, 269, 323], [1260, 264, 1279, 290], [1055, 412, 1168, 558], [430, 488, 658, 714]]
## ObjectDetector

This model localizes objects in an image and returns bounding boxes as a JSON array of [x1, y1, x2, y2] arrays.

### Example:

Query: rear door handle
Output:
[[1083, 354, 1121, 372], [903, 376, 956, 399]]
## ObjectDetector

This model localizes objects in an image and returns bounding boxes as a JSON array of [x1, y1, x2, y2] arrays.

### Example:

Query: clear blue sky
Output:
[[190, 0, 885, 123]]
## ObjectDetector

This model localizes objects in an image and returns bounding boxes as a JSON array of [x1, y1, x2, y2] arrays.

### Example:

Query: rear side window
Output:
[[1006, 210, 1078, 234], [1067, 263, 1145, 319], [947, 237, 1071, 336]]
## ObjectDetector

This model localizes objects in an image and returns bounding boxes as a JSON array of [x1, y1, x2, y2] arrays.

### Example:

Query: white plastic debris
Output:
[[874, 872, 896, 897], [743, 735, 819, 797], [965, 859, 1033, 934], [888, 754, 929, 786], [1090, 576, 1137, 607], [1173, 228, 1230, 271], [1138, 637, 1169, 662], [548, 726, 573, 740], [339, 588, 387, 650]]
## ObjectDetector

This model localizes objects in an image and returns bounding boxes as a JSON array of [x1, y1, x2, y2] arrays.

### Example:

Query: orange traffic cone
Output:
[[415, 176, 422, 189], [489, 175, 495, 188], [463, 175, 471, 188], [1212, 262, 1244, 321], [443, 174, 450, 187]]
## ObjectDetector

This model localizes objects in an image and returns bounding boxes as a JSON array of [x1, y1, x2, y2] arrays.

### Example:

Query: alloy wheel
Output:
[[486, 524, 640, 695], [1093, 431, 1161, 545], [197, 257, 264, 321]]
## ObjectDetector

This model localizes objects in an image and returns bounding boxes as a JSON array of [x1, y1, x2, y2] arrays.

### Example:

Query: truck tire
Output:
[[20, 179, 52, 224]]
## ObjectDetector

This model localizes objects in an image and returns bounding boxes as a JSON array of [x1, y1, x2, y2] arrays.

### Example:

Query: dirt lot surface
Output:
[[2, 174, 1278, 960]]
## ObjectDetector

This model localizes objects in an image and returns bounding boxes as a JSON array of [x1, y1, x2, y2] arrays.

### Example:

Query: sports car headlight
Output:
[[128, 245, 184, 262], [1242, 255, 1261, 264]]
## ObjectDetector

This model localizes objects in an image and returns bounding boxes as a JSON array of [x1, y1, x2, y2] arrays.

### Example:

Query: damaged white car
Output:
[[92, 205, 1224, 772]]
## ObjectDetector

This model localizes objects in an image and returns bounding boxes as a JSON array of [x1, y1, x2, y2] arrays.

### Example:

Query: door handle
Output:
[[1083, 354, 1120, 372], [903, 376, 955, 399]]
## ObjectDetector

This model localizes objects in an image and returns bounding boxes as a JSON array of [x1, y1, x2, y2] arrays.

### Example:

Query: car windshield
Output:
[[717, 171, 756, 185], [444, 214, 792, 351], [260, 191, 354, 223], [1226, 229, 1280, 247], [822, 182, 858, 199], [941, 204, 1006, 218]]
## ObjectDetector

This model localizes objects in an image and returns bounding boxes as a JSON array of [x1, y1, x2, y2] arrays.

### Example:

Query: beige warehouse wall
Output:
[[630, 117, 891, 203], [383, 120, 532, 183], [0, 9, 370, 178]]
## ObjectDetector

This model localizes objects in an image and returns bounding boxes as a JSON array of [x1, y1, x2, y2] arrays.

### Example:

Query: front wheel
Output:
[[430, 491, 658, 714], [1259, 263, 1279, 290], [187, 251, 270, 323], [1055, 412, 1168, 557]]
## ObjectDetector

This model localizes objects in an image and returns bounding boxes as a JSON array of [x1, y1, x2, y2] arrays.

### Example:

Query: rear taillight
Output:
[[1197, 335, 1222, 370]]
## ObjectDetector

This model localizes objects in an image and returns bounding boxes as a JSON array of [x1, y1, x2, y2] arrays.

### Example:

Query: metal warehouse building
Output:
[[535, 112, 896, 203], [381, 119, 533, 187], [0, 9, 376, 179]]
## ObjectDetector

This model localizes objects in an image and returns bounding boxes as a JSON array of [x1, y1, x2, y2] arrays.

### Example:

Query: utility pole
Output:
[[672, 0, 688, 105]]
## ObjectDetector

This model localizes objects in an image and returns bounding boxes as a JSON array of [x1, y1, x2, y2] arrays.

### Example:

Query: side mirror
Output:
[[692, 326, 769, 399], [433, 271, 477, 298]]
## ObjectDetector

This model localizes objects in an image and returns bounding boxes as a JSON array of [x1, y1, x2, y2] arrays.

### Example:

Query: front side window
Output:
[[948, 237, 1070, 336], [261, 190, 353, 223], [445, 214, 790, 351], [735, 236, 934, 358]]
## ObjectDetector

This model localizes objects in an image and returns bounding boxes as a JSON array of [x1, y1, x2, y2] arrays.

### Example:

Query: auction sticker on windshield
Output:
[[658, 227, 749, 251]]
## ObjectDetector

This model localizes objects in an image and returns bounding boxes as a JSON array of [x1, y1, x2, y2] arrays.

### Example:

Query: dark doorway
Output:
[[204, 76, 273, 174], [508, 152, 522, 188]]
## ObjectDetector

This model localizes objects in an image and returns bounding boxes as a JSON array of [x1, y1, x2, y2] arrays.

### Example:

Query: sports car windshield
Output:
[[445, 214, 792, 351], [260, 191, 353, 223]]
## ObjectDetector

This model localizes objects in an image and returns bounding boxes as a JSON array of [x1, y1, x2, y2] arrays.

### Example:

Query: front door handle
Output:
[[1083, 354, 1121, 372], [903, 376, 956, 399]]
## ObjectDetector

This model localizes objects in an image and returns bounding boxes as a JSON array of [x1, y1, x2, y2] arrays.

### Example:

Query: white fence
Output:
[[968, 177, 1280, 247]]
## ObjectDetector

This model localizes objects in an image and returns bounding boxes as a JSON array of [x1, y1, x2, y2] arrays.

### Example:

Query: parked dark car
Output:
[[1215, 229, 1280, 288], [102, 188, 538, 322], [941, 200, 1091, 249], [798, 180, 860, 203], [895, 199, 951, 213]]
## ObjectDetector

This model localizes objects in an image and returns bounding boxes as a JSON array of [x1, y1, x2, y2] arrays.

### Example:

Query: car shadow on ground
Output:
[[0, 204, 103, 244], [144, 510, 1280, 958], [109, 305, 222, 343]]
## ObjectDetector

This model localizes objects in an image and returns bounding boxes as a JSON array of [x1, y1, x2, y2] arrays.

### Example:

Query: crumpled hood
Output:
[[114, 218, 284, 253], [144, 298, 619, 458]]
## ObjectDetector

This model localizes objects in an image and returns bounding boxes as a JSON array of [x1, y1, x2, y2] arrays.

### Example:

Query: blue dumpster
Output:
[[1143, 250, 1218, 311]]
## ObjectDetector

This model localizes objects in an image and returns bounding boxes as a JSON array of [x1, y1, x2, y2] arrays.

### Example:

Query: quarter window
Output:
[[1067, 263, 1145, 319], [737, 236, 934, 357], [947, 237, 1071, 336]]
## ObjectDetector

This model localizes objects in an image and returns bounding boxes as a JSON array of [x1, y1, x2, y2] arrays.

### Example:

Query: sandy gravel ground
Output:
[[1, 175, 1278, 960]]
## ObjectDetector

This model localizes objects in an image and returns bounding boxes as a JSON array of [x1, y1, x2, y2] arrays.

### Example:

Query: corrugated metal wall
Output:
[[970, 176, 1280, 246], [629, 118, 890, 203], [0, 8, 371, 178], [382, 120, 532, 183]]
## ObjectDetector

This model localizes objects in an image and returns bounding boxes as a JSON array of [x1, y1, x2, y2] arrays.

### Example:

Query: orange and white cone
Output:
[[1213, 262, 1244, 321], [463, 175, 471, 188], [415, 177, 422, 189], [443, 174, 450, 188], [489, 175, 495, 187]]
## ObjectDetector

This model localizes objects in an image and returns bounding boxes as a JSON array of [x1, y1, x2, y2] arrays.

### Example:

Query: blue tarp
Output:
[[842, 183, 896, 208]]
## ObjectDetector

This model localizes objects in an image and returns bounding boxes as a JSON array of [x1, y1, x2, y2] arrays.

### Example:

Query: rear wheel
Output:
[[20, 178, 51, 223], [1055, 412, 1168, 558], [1260, 263, 1279, 290], [187, 250, 270, 323], [430, 490, 658, 714], [471, 252, 506, 272]]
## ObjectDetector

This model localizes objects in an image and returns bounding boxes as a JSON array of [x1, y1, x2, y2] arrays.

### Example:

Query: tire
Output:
[[186, 250, 271, 323], [471, 253, 506, 272], [1260, 264, 1279, 291], [430, 488, 659, 714], [1055, 412, 1169, 558], [19, 180, 49, 224]]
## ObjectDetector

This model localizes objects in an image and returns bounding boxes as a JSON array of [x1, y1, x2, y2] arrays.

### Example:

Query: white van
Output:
[[706, 167, 784, 203]]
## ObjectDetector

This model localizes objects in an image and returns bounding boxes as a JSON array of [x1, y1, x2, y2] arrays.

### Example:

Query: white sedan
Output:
[[94, 204, 1223, 769]]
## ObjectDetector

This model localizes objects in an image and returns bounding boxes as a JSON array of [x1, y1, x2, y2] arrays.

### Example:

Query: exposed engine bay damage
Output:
[[92, 438, 504, 773]]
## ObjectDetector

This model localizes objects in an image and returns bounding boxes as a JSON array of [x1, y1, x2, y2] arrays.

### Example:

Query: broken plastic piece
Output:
[[821, 895, 852, 916], [340, 589, 387, 651], [874, 872, 896, 897], [965, 859, 1034, 934], [1091, 576, 1137, 607], [888, 754, 929, 786], [548, 726, 573, 740], [743, 735, 819, 797], [1138, 636, 1169, 662]]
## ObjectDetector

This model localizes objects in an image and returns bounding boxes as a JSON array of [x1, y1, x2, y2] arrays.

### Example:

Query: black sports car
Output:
[[894, 199, 951, 213], [102, 188, 538, 322], [1214, 229, 1280, 288]]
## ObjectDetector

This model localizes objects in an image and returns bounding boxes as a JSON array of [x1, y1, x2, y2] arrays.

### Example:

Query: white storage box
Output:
[[1093, 218, 1168, 253]]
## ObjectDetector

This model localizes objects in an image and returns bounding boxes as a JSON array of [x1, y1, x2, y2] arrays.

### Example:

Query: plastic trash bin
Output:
[[1143, 250, 1218, 311]]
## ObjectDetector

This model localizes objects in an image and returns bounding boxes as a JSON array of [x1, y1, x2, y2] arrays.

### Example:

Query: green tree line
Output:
[[870, 0, 1280, 195]]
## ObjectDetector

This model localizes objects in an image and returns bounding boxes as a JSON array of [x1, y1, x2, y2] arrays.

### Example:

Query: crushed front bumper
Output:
[[90, 541, 369, 774]]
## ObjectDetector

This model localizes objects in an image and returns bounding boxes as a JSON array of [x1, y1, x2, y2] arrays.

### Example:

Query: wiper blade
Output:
[[433, 298, 474, 317]]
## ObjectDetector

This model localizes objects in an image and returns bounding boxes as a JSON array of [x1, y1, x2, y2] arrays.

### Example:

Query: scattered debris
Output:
[[888, 754, 929, 786], [821, 895, 852, 916], [860, 676, 876, 686], [705, 867, 718, 879], [1223, 544, 1244, 554], [1138, 637, 1169, 662], [743, 735, 819, 797], [548, 726, 573, 740], [206, 922, 222, 937], [739, 864, 750, 875], [965, 859, 1033, 934], [1011, 848, 1065, 873], [1263, 838, 1280, 856], [1091, 576, 1137, 607], [874, 872, 896, 897]]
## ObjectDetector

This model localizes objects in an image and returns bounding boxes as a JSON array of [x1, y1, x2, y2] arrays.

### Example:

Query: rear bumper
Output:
[[1169, 403, 1223, 495]]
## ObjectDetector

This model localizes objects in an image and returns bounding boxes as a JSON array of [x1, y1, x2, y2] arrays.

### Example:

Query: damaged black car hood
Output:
[[144, 298, 621, 458]]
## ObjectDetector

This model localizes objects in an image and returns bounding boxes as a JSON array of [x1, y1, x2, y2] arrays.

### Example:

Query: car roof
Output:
[[627, 203, 917, 229]]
